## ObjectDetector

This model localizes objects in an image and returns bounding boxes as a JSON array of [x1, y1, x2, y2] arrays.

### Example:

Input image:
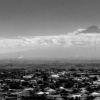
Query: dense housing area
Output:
[[0, 61, 100, 100]]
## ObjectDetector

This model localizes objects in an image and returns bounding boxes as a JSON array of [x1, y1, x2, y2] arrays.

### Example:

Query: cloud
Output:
[[69, 29, 85, 34], [0, 31, 100, 52]]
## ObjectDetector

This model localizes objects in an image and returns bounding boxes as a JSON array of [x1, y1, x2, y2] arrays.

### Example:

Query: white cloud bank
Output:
[[0, 29, 100, 51], [0, 34, 100, 48]]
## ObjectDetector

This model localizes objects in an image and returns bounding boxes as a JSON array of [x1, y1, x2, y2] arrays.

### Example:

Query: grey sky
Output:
[[0, 0, 100, 37]]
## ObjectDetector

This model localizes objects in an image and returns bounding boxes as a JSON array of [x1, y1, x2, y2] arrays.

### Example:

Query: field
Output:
[[0, 59, 100, 69]]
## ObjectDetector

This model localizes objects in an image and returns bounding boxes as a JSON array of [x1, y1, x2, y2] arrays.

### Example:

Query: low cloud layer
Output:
[[0, 34, 100, 48], [0, 28, 100, 53]]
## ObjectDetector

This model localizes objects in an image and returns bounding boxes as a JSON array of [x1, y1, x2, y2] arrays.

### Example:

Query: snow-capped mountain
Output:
[[78, 25, 100, 34]]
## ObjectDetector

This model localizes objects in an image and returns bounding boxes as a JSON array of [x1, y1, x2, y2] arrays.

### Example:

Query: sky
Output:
[[0, 0, 100, 37], [0, 0, 100, 59]]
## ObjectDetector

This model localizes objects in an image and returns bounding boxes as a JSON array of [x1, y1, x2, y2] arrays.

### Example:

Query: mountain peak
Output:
[[78, 25, 100, 34], [88, 25, 99, 29]]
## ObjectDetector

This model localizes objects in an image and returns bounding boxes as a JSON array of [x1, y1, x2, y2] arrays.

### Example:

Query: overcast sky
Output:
[[0, 0, 100, 37]]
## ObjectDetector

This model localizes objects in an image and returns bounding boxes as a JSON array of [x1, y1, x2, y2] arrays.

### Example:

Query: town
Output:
[[0, 61, 100, 100]]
